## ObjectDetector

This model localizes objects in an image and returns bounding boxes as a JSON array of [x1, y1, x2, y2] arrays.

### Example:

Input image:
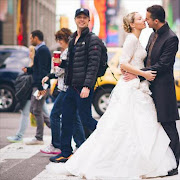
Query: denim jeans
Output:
[[50, 90, 85, 149], [61, 86, 97, 157], [16, 100, 49, 138]]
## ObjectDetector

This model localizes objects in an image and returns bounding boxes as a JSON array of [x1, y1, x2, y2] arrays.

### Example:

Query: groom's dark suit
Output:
[[142, 23, 180, 168]]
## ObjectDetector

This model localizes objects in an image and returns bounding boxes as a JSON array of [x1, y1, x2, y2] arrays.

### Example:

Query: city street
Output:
[[0, 105, 180, 180], [0, 0, 180, 179]]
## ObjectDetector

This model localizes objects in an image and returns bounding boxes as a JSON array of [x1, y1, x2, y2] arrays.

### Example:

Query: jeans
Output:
[[16, 100, 49, 138], [61, 86, 97, 157], [50, 90, 85, 149], [30, 87, 51, 140]]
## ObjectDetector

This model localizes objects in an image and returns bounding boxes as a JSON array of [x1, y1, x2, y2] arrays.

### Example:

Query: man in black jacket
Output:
[[124, 5, 180, 176], [23, 30, 51, 145], [145, 5, 179, 176], [51, 8, 101, 162]]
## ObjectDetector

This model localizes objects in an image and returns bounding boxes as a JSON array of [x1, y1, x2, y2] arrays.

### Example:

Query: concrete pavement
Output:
[[0, 106, 180, 180]]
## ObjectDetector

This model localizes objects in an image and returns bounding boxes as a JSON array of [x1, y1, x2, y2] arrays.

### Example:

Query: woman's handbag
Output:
[[30, 113, 37, 127]]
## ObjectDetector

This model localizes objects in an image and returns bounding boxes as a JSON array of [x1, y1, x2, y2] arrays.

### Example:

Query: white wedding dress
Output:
[[46, 34, 176, 179]]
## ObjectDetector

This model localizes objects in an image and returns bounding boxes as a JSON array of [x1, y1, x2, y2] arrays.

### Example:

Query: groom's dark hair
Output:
[[147, 5, 165, 23]]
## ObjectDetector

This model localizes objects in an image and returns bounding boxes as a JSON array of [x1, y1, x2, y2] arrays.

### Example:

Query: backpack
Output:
[[14, 73, 33, 111], [85, 32, 108, 77]]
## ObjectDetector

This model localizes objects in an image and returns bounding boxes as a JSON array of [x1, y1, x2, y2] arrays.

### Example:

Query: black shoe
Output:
[[49, 153, 62, 162], [167, 168, 178, 176], [54, 154, 73, 163]]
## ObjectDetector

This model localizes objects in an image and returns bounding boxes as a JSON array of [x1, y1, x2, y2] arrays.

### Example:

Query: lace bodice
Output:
[[119, 33, 147, 69], [118, 34, 151, 95]]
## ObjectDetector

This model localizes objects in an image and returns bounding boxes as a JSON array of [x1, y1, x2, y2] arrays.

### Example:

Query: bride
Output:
[[46, 12, 177, 179]]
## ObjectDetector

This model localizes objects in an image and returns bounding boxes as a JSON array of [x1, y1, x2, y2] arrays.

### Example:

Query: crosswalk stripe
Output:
[[0, 136, 51, 163], [33, 169, 76, 180]]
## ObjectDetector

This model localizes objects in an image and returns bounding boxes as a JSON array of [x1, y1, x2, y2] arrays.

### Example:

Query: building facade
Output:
[[0, 0, 56, 49]]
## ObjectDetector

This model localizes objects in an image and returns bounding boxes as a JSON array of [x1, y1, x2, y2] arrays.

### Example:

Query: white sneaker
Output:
[[25, 138, 44, 145], [40, 144, 61, 154], [7, 135, 22, 143]]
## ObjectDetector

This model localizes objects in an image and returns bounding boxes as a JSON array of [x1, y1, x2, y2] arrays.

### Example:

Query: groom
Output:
[[124, 5, 180, 176]]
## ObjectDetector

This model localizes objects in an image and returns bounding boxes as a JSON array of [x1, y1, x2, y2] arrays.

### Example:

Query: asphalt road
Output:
[[0, 106, 180, 180]]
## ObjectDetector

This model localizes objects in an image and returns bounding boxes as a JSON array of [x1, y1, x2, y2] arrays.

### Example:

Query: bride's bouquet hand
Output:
[[143, 71, 157, 81]]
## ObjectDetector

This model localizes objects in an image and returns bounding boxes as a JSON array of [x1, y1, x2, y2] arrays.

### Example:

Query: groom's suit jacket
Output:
[[143, 23, 179, 123]]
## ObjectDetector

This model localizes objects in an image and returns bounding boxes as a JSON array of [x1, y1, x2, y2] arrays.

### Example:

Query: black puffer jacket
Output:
[[64, 27, 101, 89]]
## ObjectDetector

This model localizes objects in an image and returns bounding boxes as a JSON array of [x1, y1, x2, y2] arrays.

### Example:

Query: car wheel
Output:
[[0, 85, 16, 112], [93, 87, 113, 116]]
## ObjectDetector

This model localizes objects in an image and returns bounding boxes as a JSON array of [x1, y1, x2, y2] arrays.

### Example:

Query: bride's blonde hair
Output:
[[123, 12, 137, 33], [29, 45, 35, 67]]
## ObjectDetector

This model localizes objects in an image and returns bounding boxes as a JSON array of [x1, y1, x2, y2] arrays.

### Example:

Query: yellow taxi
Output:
[[93, 48, 180, 116], [93, 48, 121, 115], [174, 52, 180, 106]]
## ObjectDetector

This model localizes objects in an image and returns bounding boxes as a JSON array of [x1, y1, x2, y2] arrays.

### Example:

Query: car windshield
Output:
[[0, 49, 30, 69]]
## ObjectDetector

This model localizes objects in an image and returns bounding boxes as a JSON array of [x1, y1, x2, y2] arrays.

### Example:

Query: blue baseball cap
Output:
[[75, 8, 90, 18]]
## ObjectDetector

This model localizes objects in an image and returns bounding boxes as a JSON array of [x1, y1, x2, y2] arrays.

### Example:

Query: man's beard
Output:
[[31, 42, 37, 46]]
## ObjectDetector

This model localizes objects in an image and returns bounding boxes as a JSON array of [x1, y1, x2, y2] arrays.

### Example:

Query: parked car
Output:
[[93, 48, 180, 116], [0, 45, 30, 112]]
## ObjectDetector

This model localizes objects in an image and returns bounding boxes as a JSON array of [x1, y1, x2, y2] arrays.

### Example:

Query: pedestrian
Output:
[[46, 10, 177, 179], [7, 46, 50, 143], [40, 28, 85, 155], [49, 8, 102, 163], [23, 30, 51, 145]]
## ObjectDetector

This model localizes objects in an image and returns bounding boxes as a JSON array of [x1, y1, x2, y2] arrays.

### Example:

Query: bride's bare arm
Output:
[[122, 72, 137, 81], [120, 63, 156, 81]]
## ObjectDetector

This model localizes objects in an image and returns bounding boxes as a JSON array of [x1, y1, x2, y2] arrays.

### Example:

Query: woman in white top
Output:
[[41, 28, 86, 157]]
